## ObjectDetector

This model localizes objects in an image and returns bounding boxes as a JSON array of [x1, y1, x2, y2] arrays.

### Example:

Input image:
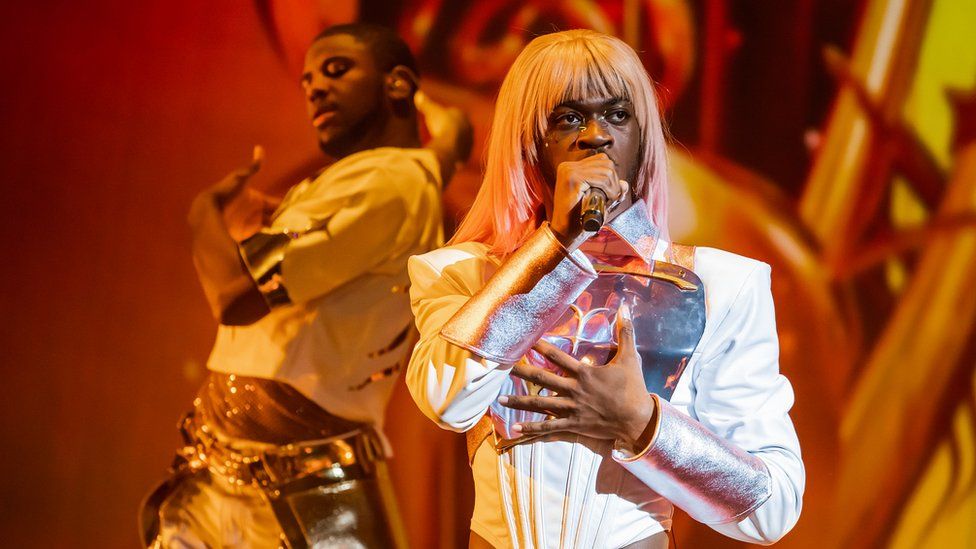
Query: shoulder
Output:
[[693, 246, 771, 288], [686, 246, 773, 331], [411, 241, 491, 271], [300, 148, 439, 202], [335, 147, 440, 187], [676, 247, 782, 375], [408, 242, 494, 298]]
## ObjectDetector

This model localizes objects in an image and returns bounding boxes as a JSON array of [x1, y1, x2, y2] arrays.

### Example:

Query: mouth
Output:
[[311, 105, 338, 128]]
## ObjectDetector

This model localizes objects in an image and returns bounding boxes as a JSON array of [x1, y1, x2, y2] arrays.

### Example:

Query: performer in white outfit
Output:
[[406, 30, 804, 548]]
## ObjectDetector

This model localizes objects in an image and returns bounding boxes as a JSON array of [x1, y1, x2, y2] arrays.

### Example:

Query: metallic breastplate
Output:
[[490, 260, 706, 447]]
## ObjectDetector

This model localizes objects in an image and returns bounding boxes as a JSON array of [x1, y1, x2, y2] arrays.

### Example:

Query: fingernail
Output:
[[511, 424, 523, 433], [498, 395, 509, 405], [621, 302, 631, 319]]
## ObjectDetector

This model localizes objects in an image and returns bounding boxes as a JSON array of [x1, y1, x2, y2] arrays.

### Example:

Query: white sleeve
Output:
[[405, 253, 512, 432], [693, 263, 805, 544], [405, 227, 596, 432]]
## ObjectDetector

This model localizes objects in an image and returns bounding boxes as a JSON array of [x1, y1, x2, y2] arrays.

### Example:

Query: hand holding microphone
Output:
[[580, 187, 608, 232], [550, 153, 628, 249]]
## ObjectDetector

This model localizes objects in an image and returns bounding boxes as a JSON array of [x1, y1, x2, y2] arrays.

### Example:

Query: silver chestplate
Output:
[[490, 260, 706, 445]]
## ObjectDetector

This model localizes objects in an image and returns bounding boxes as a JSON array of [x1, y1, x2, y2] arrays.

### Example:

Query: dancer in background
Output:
[[141, 23, 471, 548], [406, 30, 803, 548]]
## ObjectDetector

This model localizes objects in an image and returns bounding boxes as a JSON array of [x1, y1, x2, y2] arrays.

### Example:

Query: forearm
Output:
[[409, 224, 596, 431], [407, 255, 514, 431], [612, 397, 772, 525], [426, 110, 472, 185], [710, 448, 803, 544], [415, 93, 473, 186], [614, 402, 803, 545], [406, 332, 512, 432], [440, 223, 596, 363], [188, 192, 269, 325], [611, 261, 804, 543]]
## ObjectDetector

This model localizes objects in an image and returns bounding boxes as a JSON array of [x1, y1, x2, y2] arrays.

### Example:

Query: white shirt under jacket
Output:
[[406, 207, 804, 548], [207, 147, 443, 434]]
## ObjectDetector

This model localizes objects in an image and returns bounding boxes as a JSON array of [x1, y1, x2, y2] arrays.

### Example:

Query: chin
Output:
[[316, 129, 342, 153]]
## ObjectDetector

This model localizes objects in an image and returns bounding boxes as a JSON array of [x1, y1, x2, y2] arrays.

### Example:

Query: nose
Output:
[[577, 117, 613, 150], [304, 73, 328, 101]]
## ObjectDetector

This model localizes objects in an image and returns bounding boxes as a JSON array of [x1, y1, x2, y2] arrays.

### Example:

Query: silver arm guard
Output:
[[440, 223, 597, 364], [613, 395, 773, 525], [238, 230, 295, 308]]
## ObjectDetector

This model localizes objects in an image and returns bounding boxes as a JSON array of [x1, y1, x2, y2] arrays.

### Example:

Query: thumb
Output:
[[414, 90, 436, 115], [214, 146, 264, 202], [245, 145, 265, 177], [228, 145, 264, 182], [612, 302, 639, 366]]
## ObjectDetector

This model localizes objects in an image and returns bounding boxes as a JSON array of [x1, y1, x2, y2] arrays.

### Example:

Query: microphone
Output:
[[580, 187, 607, 232]]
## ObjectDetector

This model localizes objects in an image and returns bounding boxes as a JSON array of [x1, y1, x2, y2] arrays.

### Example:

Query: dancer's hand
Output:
[[499, 304, 657, 451], [549, 153, 628, 250], [208, 145, 265, 205], [415, 90, 473, 182], [192, 146, 279, 241]]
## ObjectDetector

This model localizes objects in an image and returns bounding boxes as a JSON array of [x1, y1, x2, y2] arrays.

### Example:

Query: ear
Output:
[[385, 65, 419, 102]]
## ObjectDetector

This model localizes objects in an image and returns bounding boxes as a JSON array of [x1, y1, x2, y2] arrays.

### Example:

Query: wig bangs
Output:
[[522, 40, 637, 159], [451, 30, 669, 255]]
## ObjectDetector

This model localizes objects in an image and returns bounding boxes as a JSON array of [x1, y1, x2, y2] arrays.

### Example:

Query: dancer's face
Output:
[[301, 34, 387, 157]]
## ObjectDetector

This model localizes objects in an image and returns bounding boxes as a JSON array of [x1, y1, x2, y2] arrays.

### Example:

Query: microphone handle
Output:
[[580, 188, 607, 232]]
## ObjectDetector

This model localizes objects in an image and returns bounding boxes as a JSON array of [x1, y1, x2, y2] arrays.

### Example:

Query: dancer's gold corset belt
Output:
[[176, 410, 383, 491]]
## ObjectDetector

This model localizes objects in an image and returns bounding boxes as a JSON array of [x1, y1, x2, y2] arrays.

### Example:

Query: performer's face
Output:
[[539, 96, 641, 216], [302, 34, 386, 157]]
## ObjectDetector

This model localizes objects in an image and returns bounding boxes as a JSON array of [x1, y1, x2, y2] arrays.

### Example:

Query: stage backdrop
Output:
[[1, 1, 974, 547]]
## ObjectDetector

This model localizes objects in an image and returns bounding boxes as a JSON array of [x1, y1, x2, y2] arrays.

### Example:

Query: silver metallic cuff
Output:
[[440, 223, 597, 363], [238, 230, 295, 308], [612, 396, 772, 524]]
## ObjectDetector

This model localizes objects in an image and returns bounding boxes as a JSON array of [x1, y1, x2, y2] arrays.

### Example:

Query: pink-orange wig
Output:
[[450, 29, 670, 256]]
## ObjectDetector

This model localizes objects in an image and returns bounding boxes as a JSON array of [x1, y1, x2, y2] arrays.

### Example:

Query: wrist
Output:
[[188, 191, 218, 226], [549, 223, 586, 252], [622, 394, 659, 452]]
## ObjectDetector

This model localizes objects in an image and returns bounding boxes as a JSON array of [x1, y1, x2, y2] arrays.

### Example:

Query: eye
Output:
[[322, 58, 351, 78], [607, 109, 631, 124], [555, 112, 584, 127]]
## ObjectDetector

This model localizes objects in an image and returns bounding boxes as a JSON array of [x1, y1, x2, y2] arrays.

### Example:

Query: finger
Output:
[[511, 363, 575, 394], [513, 417, 576, 436], [580, 152, 612, 164], [498, 395, 575, 415], [618, 179, 630, 203], [415, 89, 447, 120], [228, 147, 264, 182], [577, 167, 622, 201], [414, 89, 428, 111], [611, 302, 640, 365], [247, 145, 265, 177], [531, 340, 581, 374]]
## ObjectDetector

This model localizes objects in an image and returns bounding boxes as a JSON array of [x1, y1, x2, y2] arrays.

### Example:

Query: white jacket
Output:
[[406, 203, 804, 548]]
